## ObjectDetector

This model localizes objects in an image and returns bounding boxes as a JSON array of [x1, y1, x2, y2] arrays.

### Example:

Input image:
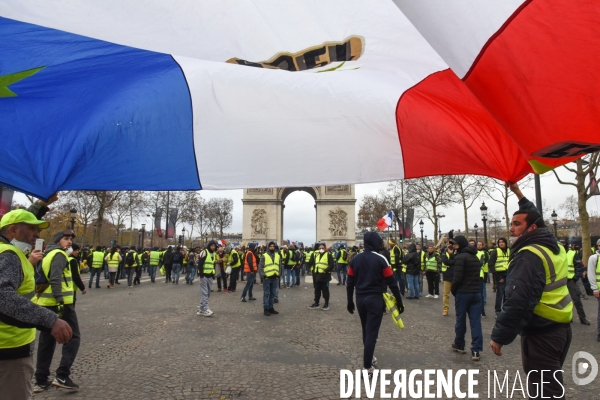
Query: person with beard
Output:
[[259, 241, 281, 316], [402, 243, 420, 299], [490, 183, 572, 399], [308, 243, 335, 311], [346, 232, 404, 375], [450, 236, 483, 361], [241, 243, 258, 302], [197, 241, 217, 317]]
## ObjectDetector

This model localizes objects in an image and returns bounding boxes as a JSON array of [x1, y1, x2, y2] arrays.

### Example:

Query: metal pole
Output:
[[483, 219, 488, 247], [401, 181, 404, 243], [534, 174, 543, 217], [165, 191, 170, 244]]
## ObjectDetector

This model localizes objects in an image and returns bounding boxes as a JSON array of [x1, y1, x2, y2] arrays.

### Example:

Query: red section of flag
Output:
[[377, 218, 389, 231], [396, 69, 532, 182], [463, 0, 600, 169]]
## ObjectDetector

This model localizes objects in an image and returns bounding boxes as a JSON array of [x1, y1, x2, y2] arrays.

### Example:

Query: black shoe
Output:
[[33, 380, 53, 393], [95, 286, 100, 288], [88, 282, 92, 289], [241, 298, 247, 302], [581, 318, 591, 325], [321, 304, 329, 311], [268, 308, 279, 314], [309, 303, 320, 309], [407, 296, 414, 299], [336, 282, 342, 286], [452, 344, 466, 354], [264, 309, 271, 316], [471, 351, 481, 361], [52, 376, 79, 391], [249, 297, 257, 301], [274, 298, 279, 303], [115, 281, 120, 285]]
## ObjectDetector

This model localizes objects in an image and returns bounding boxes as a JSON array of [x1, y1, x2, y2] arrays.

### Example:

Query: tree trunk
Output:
[[576, 161, 592, 262], [462, 197, 469, 237], [93, 192, 106, 245]]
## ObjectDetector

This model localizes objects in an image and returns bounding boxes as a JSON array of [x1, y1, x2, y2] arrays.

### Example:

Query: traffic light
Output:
[[178, 235, 183, 245]]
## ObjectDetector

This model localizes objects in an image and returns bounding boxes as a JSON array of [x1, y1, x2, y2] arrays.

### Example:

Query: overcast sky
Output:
[[12, 167, 600, 244]]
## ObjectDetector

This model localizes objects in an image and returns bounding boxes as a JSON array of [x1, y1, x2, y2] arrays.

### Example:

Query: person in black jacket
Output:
[[441, 243, 457, 316], [347, 232, 403, 375], [490, 183, 572, 399], [450, 235, 483, 361], [402, 243, 420, 299], [309, 243, 335, 310]]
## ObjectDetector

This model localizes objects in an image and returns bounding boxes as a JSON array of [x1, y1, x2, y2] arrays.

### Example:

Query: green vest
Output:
[[149, 251, 161, 266], [441, 251, 453, 272], [494, 248, 510, 272], [566, 249, 575, 280], [203, 251, 215, 275], [286, 251, 296, 266], [229, 251, 241, 268], [304, 251, 313, 263], [34, 248, 74, 306], [425, 254, 438, 271], [476, 250, 487, 278], [0, 244, 36, 349], [337, 249, 348, 265], [514, 244, 573, 324], [92, 250, 105, 268], [313, 252, 330, 274], [263, 253, 280, 277], [594, 254, 600, 285], [106, 252, 120, 268]]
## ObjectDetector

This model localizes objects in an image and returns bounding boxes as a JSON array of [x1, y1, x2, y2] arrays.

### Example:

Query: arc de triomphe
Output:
[[241, 185, 356, 247]]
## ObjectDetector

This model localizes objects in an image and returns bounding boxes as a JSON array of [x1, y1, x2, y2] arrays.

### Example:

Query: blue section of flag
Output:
[[0, 17, 200, 199]]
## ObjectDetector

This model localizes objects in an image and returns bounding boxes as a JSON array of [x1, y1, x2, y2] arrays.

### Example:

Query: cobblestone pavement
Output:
[[32, 273, 599, 400]]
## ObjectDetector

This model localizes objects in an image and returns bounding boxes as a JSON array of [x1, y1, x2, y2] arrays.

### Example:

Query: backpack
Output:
[[126, 251, 135, 266]]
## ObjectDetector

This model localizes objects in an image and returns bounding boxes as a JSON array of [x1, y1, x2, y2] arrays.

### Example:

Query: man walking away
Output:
[[423, 246, 440, 298], [89, 246, 104, 288], [197, 241, 217, 317], [402, 244, 420, 299], [228, 246, 241, 292], [241, 243, 258, 302], [259, 242, 281, 316], [309, 243, 334, 310]]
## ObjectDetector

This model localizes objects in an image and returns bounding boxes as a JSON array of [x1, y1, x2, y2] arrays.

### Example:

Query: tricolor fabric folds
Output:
[[377, 212, 394, 231], [1, 0, 599, 200]]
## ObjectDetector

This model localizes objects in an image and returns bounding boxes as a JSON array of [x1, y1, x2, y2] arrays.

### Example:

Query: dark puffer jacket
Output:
[[451, 236, 481, 295], [402, 244, 420, 275]]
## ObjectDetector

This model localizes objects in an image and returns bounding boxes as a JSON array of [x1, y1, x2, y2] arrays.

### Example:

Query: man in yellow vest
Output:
[[308, 243, 335, 310], [491, 183, 573, 398], [34, 229, 82, 391], [259, 241, 282, 316], [587, 238, 600, 342], [227, 246, 242, 292], [89, 246, 105, 288], [148, 247, 161, 283], [423, 245, 440, 298], [0, 210, 72, 397], [197, 241, 217, 316], [564, 242, 590, 325], [335, 245, 349, 286], [489, 237, 510, 317]]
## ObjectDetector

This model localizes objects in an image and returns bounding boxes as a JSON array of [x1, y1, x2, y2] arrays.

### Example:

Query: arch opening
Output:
[[282, 190, 316, 246]]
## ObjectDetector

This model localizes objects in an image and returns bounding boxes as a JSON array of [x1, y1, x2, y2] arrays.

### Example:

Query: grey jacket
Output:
[[43, 243, 70, 304], [258, 251, 282, 278]]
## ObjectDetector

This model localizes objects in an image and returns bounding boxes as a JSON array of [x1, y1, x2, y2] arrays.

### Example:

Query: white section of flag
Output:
[[377, 212, 394, 231]]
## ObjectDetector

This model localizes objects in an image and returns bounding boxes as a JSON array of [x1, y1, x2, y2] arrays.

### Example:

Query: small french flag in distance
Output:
[[377, 212, 394, 231]]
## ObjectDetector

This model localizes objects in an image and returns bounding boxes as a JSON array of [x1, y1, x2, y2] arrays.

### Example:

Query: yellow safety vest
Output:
[[424, 254, 438, 271], [229, 251, 241, 268], [92, 250, 104, 268], [441, 251, 453, 272], [106, 252, 120, 268], [203, 251, 215, 275], [476, 250, 487, 278], [514, 244, 573, 324], [390, 246, 401, 271], [34, 248, 74, 306], [494, 248, 510, 272], [263, 253, 281, 278], [566, 250, 575, 280], [383, 292, 404, 329], [337, 249, 348, 265], [313, 252, 330, 274], [149, 251, 160, 266], [304, 251, 313, 263], [286, 251, 296, 266], [594, 254, 600, 285], [0, 244, 36, 349]]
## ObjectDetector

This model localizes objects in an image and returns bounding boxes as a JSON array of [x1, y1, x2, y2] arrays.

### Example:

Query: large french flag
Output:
[[377, 212, 394, 231], [1, 0, 599, 200]]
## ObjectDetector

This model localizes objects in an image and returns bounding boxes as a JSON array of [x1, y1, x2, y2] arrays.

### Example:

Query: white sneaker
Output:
[[204, 309, 214, 317], [425, 294, 433, 298], [196, 310, 206, 316], [434, 295, 439, 299]]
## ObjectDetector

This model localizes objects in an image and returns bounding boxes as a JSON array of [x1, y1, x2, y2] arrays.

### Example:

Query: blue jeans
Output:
[[495, 281, 506, 313], [89, 268, 102, 287], [263, 277, 278, 310], [294, 268, 301, 285], [186, 265, 196, 283], [406, 274, 420, 298], [337, 264, 347, 284], [103, 263, 108, 279], [172, 264, 182, 283], [285, 269, 295, 287], [148, 265, 157, 282], [454, 292, 483, 352], [481, 279, 487, 306], [241, 272, 254, 299]]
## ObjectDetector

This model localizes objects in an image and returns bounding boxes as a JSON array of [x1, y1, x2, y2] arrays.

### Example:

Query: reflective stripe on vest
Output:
[[304, 251, 312, 263], [230, 252, 241, 268], [566, 250, 575, 280], [314, 252, 330, 273], [106, 253, 120, 268], [337, 249, 348, 265], [515, 244, 572, 324], [34, 248, 74, 306], [92, 251, 105, 268], [149, 251, 160, 266], [495, 248, 510, 272], [204, 251, 215, 275], [286, 251, 296, 266], [425, 255, 438, 271], [263, 253, 280, 277], [0, 244, 36, 349]]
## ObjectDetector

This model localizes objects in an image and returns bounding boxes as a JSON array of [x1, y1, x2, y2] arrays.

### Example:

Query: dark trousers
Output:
[[126, 267, 135, 286], [35, 305, 80, 382], [356, 294, 384, 370], [454, 292, 483, 352], [134, 266, 142, 284], [425, 271, 439, 295], [494, 281, 506, 313], [116, 263, 125, 281], [217, 274, 228, 290], [314, 281, 330, 304], [521, 325, 571, 400], [229, 268, 240, 291], [567, 279, 587, 321], [241, 272, 254, 299], [165, 265, 172, 282], [109, 272, 116, 286], [294, 268, 301, 285], [89, 268, 102, 287], [394, 270, 405, 295]]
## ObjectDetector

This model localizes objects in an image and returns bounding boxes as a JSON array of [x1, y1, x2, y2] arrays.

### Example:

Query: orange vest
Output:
[[244, 251, 257, 273]]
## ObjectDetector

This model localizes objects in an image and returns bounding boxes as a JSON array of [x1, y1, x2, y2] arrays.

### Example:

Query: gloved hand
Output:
[[347, 302, 355, 314], [396, 297, 405, 314]]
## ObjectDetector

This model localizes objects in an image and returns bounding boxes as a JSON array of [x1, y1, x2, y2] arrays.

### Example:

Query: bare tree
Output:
[[552, 152, 600, 262], [454, 175, 489, 237], [206, 198, 233, 239], [357, 194, 392, 232], [180, 191, 208, 241], [57, 191, 99, 243], [559, 195, 579, 221], [483, 176, 533, 233], [122, 191, 145, 246], [93, 191, 123, 244], [106, 194, 131, 244]]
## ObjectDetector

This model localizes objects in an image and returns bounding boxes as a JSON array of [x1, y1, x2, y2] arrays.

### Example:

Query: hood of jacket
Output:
[[364, 232, 382, 252], [407, 243, 417, 253], [510, 227, 559, 255], [459, 244, 477, 256], [44, 243, 65, 254]]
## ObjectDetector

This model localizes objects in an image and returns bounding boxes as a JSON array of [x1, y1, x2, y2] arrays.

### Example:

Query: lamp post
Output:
[[436, 213, 445, 241], [474, 223, 479, 243], [419, 220, 424, 246], [490, 219, 501, 243], [137, 229, 141, 247], [424, 235, 428, 246], [148, 213, 155, 248], [141, 224, 146, 248], [480, 202, 488, 247], [69, 208, 77, 230], [181, 227, 186, 246], [551, 210, 558, 237]]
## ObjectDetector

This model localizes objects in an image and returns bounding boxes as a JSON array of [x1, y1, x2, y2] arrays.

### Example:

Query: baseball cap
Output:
[[0, 209, 49, 229], [52, 229, 76, 243]]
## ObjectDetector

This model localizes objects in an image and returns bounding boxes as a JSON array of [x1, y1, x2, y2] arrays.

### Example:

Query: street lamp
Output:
[[148, 213, 155, 248], [419, 220, 424, 246], [490, 219, 501, 243], [141, 224, 146, 248], [480, 202, 488, 247], [474, 223, 479, 243], [181, 227, 186, 246], [424, 235, 428, 246], [69, 208, 77, 230], [436, 213, 445, 241], [551, 210, 558, 237]]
